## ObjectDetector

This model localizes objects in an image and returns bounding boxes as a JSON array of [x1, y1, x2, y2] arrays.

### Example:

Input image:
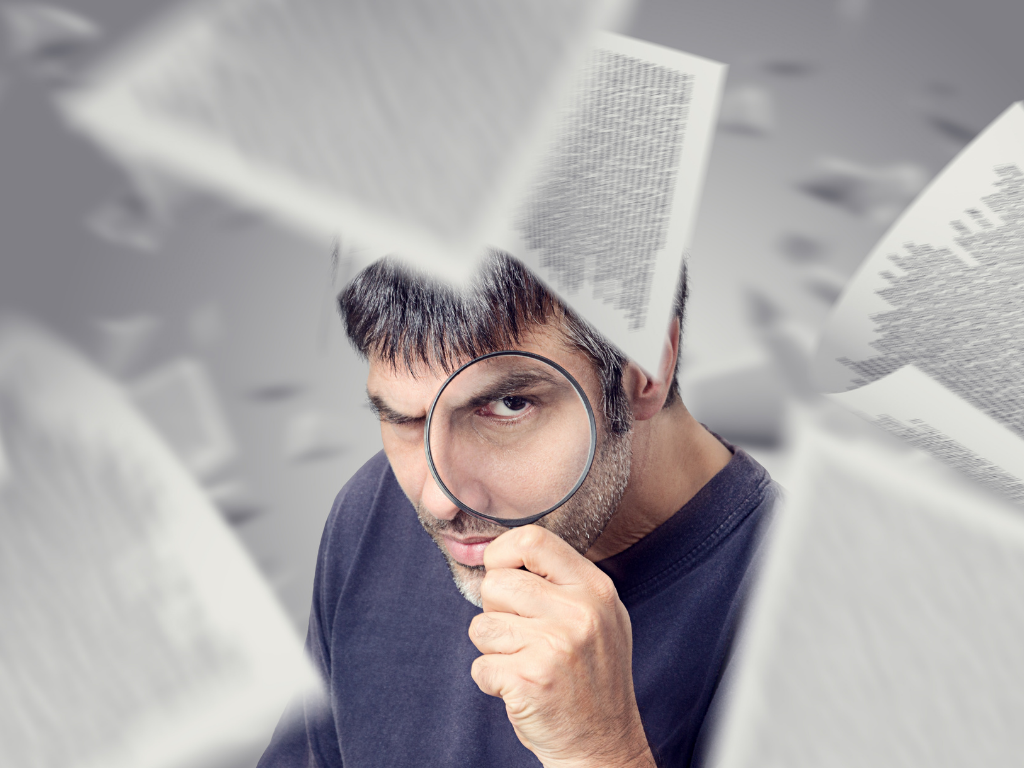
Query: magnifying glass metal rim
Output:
[[424, 350, 598, 528]]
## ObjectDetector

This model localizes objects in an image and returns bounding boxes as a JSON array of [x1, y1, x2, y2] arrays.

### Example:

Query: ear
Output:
[[622, 319, 680, 421]]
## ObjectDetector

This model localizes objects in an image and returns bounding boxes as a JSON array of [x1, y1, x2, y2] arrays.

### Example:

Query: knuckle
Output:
[[517, 525, 547, 552], [545, 629, 576, 661], [530, 670, 555, 690], [521, 655, 556, 689], [572, 603, 603, 641], [470, 614, 503, 641], [470, 656, 491, 687], [479, 571, 502, 601], [591, 573, 618, 606]]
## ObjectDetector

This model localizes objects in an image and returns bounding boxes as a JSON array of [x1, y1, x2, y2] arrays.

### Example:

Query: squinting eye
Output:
[[388, 421, 424, 440], [489, 396, 529, 417]]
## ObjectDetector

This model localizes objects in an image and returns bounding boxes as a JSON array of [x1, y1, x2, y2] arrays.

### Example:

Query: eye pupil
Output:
[[502, 396, 527, 411]]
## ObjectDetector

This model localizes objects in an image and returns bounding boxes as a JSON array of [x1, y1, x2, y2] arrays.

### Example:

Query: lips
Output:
[[442, 535, 496, 567]]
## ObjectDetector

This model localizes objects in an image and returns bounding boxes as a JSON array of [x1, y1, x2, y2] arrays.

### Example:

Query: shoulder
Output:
[[323, 450, 396, 541], [313, 450, 408, 616], [709, 446, 781, 555]]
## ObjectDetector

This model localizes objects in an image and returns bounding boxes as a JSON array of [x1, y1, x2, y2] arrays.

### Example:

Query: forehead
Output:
[[366, 323, 598, 413]]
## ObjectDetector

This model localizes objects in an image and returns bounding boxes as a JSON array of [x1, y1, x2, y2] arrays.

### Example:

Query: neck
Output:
[[584, 402, 732, 562]]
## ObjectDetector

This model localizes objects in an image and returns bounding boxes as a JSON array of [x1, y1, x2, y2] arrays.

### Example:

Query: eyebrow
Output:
[[458, 370, 560, 410], [366, 393, 424, 426]]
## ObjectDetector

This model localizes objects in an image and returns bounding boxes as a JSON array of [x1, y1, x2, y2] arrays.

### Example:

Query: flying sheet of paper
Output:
[[814, 101, 1024, 395], [0, 319, 316, 768], [710, 421, 1024, 768], [812, 102, 1024, 500], [497, 33, 726, 374], [57, 0, 632, 282]]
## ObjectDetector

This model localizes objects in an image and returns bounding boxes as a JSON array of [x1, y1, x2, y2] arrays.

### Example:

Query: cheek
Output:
[[380, 425, 429, 506]]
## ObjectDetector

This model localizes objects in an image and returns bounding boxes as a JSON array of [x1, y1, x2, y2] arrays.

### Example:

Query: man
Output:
[[258, 252, 779, 767]]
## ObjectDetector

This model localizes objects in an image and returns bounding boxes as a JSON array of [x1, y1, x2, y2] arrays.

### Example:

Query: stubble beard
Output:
[[416, 429, 633, 607]]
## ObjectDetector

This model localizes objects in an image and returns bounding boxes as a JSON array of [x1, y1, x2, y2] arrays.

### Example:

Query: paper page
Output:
[[58, 0, 632, 281], [0, 320, 316, 768], [814, 101, 1024, 403], [496, 33, 726, 374], [809, 102, 1024, 498], [829, 365, 1024, 505], [711, 421, 1024, 768]]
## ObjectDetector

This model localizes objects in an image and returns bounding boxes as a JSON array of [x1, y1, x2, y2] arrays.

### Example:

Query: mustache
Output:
[[415, 505, 509, 538]]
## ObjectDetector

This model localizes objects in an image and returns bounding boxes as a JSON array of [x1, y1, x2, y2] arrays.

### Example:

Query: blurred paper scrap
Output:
[[94, 313, 160, 377], [813, 102, 1024, 505], [497, 33, 726, 374], [205, 477, 265, 525], [711, 422, 1024, 767], [718, 84, 774, 136], [247, 380, 304, 403], [0, 318, 316, 768], [85, 165, 187, 253], [57, 0, 633, 281], [1, 3, 100, 82], [798, 156, 927, 223], [283, 407, 347, 463], [131, 358, 235, 481]]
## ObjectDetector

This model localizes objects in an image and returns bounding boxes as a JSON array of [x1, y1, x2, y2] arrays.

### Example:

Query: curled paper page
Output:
[[813, 102, 1024, 499], [498, 33, 725, 374], [0, 319, 317, 768]]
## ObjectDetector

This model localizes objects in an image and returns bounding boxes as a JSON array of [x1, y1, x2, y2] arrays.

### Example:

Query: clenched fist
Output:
[[468, 525, 656, 768]]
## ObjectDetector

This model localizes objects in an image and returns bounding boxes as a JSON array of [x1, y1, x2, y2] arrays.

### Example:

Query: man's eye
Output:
[[386, 419, 424, 438], [489, 396, 529, 417]]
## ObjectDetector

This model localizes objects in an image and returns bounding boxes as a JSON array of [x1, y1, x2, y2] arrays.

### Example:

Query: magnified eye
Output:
[[489, 395, 529, 417]]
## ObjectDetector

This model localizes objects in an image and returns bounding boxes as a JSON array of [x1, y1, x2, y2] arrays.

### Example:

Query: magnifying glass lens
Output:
[[426, 353, 595, 525]]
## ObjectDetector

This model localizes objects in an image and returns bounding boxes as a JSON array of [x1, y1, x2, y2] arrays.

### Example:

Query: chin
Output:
[[448, 559, 485, 608]]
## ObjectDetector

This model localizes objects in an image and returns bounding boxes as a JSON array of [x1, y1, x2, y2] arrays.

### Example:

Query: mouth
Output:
[[441, 535, 497, 567]]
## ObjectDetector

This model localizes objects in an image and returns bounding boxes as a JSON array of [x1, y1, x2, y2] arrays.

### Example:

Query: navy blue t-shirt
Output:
[[258, 441, 778, 767]]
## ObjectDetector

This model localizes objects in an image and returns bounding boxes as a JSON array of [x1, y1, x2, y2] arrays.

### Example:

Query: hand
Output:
[[468, 525, 656, 768]]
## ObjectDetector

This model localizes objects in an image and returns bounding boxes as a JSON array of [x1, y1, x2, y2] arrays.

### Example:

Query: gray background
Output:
[[1, 0, 1021, 632]]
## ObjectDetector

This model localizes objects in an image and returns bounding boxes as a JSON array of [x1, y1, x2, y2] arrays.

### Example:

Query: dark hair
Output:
[[338, 250, 688, 435]]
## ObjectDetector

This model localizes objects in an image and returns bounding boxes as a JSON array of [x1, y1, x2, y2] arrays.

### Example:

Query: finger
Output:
[[484, 524, 601, 588], [468, 610, 535, 654], [478, 565, 566, 618], [470, 652, 517, 699]]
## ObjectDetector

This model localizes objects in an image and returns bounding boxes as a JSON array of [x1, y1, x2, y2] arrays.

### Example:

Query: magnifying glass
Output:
[[425, 351, 597, 527]]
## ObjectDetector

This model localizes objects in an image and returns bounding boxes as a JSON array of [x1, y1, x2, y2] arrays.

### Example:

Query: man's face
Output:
[[366, 325, 633, 606]]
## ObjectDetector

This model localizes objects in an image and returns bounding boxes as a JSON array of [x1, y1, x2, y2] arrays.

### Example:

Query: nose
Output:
[[420, 471, 461, 521]]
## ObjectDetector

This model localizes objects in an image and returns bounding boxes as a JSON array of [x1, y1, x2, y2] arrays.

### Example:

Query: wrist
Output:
[[618, 734, 658, 768], [574, 722, 656, 768]]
